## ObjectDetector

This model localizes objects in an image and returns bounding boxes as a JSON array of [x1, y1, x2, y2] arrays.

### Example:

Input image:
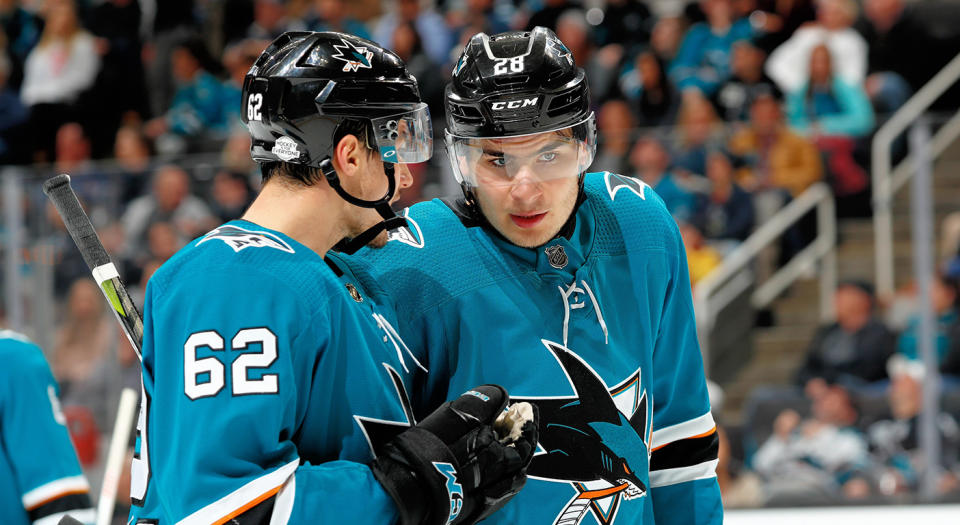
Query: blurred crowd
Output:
[[718, 274, 960, 508], [2, 0, 960, 515]]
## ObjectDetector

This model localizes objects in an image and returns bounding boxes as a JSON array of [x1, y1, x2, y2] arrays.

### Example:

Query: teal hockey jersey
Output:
[[129, 220, 422, 524], [354, 172, 723, 525], [0, 330, 94, 525]]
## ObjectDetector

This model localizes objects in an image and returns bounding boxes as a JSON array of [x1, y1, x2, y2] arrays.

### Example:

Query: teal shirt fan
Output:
[[0, 331, 94, 525], [349, 172, 724, 525]]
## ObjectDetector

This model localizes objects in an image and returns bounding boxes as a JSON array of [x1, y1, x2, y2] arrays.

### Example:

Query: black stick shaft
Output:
[[42, 174, 144, 353]]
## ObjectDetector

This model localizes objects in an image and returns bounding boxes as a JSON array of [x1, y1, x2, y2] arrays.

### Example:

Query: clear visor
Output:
[[445, 117, 596, 188], [370, 103, 433, 164]]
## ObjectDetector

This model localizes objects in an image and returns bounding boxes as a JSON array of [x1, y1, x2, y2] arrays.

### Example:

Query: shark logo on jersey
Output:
[[198, 225, 295, 253], [354, 364, 417, 459], [331, 38, 373, 72], [604, 172, 647, 202], [512, 340, 651, 525], [387, 209, 425, 248]]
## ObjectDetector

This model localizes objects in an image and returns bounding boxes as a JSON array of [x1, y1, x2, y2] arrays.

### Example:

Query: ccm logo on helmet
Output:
[[490, 97, 538, 110]]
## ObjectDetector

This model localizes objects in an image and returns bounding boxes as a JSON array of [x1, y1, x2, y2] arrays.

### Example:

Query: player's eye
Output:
[[484, 155, 507, 168], [538, 151, 559, 163]]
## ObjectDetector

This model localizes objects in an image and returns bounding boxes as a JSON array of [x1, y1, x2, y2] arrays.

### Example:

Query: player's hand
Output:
[[371, 385, 538, 525]]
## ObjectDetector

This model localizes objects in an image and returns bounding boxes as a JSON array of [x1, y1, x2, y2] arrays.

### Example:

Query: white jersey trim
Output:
[[651, 411, 716, 450], [269, 470, 296, 525], [34, 508, 95, 525], [22, 475, 90, 509], [649, 459, 719, 488], [177, 458, 299, 525]]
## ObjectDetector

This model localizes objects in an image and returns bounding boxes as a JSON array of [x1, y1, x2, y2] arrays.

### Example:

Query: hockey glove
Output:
[[371, 384, 538, 525]]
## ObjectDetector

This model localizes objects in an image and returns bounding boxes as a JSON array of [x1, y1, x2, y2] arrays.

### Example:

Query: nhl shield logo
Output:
[[545, 245, 568, 269]]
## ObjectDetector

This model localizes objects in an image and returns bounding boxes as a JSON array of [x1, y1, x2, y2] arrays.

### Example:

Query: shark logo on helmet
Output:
[[332, 38, 374, 72]]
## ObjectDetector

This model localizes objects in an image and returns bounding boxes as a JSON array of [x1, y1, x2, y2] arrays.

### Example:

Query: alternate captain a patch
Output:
[[197, 225, 294, 254], [513, 341, 651, 525]]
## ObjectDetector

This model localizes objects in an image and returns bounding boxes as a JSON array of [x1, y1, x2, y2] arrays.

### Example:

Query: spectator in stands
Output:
[[52, 278, 115, 402], [785, 44, 874, 209], [113, 123, 153, 202], [392, 22, 444, 112], [121, 164, 216, 265], [247, 0, 295, 41], [630, 135, 698, 221], [855, 0, 949, 114], [765, 0, 867, 94], [671, 90, 725, 177], [714, 38, 781, 122], [305, 0, 372, 39], [84, 0, 149, 157], [692, 149, 755, 247], [680, 221, 723, 287], [144, 36, 233, 151], [866, 360, 960, 496], [0, 0, 43, 90], [556, 9, 621, 102], [524, 0, 579, 32], [729, 92, 822, 205], [752, 383, 872, 503], [617, 47, 680, 128], [448, 0, 510, 45], [594, 0, 652, 48], [669, 0, 755, 97], [54, 122, 117, 213], [65, 324, 140, 434], [895, 273, 959, 369], [794, 281, 896, 392], [41, 200, 92, 297], [649, 15, 685, 63], [592, 99, 635, 175], [374, 0, 453, 67], [0, 51, 29, 164], [209, 170, 254, 223], [749, 0, 817, 53], [20, 0, 100, 163]]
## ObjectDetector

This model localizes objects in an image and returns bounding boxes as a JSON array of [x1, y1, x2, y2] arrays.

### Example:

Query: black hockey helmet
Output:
[[444, 27, 596, 191], [242, 31, 433, 252]]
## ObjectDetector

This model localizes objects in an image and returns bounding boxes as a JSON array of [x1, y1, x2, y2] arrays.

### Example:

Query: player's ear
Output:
[[331, 134, 363, 179]]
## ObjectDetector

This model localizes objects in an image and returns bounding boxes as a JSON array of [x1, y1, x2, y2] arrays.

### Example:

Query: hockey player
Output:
[[129, 32, 536, 524], [0, 329, 95, 525], [353, 27, 723, 524]]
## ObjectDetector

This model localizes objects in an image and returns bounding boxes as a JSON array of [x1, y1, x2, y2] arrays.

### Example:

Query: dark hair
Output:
[[259, 118, 376, 185]]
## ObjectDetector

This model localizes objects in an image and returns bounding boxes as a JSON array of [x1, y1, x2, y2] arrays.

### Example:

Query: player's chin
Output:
[[500, 223, 560, 248], [365, 230, 390, 249]]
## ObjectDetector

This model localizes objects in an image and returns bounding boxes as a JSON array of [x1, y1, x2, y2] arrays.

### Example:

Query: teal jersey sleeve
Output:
[[130, 221, 408, 524], [0, 331, 94, 525], [640, 201, 723, 524]]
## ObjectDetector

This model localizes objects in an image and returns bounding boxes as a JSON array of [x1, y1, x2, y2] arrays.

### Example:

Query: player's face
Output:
[[471, 133, 582, 247]]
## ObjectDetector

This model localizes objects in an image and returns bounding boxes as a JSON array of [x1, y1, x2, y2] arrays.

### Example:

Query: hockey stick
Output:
[[42, 174, 143, 354], [42, 174, 143, 525]]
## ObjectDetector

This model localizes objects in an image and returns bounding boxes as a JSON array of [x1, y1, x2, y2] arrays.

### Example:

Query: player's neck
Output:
[[242, 180, 346, 257]]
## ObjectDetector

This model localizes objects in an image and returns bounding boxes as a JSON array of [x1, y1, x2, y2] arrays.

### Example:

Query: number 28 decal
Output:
[[493, 56, 524, 75]]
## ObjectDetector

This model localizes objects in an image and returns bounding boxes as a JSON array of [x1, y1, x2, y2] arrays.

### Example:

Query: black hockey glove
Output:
[[371, 384, 538, 525]]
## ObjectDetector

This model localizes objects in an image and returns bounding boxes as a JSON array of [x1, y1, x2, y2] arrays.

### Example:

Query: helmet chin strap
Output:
[[318, 158, 408, 254]]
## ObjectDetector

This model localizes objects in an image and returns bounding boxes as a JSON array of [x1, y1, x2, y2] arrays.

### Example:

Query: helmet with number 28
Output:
[[445, 27, 596, 247]]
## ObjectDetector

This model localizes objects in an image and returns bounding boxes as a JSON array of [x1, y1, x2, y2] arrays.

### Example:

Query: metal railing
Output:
[[694, 182, 837, 372], [872, 51, 960, 298]]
